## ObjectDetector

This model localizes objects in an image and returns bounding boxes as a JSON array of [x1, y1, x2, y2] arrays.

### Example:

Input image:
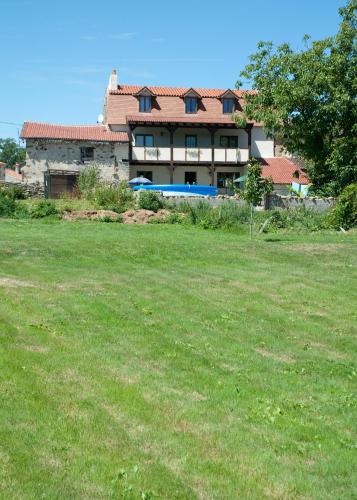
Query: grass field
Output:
[[0, 220, 356, 499]]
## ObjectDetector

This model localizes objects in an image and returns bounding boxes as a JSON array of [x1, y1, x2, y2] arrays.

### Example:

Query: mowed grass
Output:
[[0, 220, 356, 499]]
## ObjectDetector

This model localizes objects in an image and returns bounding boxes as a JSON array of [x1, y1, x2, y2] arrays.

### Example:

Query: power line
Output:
[[0, 121, 22, 126]]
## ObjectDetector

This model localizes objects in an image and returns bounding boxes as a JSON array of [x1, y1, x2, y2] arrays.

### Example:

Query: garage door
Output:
[[44, 171, 79, 199]]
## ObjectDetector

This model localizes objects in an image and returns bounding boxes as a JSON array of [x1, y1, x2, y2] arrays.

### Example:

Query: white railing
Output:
[[132, 147, 170, 161], [214, 148, 249, 163], [132, 146, 249, 163]]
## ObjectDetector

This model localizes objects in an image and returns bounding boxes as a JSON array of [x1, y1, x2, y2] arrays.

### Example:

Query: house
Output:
[[20, 70, 305, 197], [0, 162, 22, 183], [261, 157, 309, 195]]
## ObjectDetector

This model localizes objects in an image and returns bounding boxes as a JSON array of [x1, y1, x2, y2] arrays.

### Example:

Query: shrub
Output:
[[268, 206, 328, 232], [327, 183, 357, 230], [178, 201, 251, 229], [4, 185, 26, 200], [14, 203, 30, 219], [77, 164, 100, 196], [30, 200, 58, 219], [0, 191, 16, 217], [138, 191, 165, 212], [92, 181, 134, 213]]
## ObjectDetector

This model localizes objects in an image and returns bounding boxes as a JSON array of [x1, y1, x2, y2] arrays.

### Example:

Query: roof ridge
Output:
[[23, 121, 104, 128]]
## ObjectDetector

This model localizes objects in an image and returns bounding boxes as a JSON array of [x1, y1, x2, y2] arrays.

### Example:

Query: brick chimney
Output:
[[108, 69, 118, 91]]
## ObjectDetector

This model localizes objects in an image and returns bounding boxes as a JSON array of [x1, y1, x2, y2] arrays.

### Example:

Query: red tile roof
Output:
[[261, 157, 309, 185], [126, 114, 251, 125], [21, 122, 129, 142], [111, 85, 256, 98], [5, 169, 22, 181]]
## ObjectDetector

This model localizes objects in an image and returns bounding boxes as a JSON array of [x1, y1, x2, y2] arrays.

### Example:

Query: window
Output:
[[220, 136, 238, 148], [185, 135, 197, 148], [139, 95, 151, 112], [80, 147, 94, 163], [217, 172, 240, 188], [185, 97, 197, 114], [135, 134, 154, 147], [223, 98, 235, 114], [185, 171, 197, 184], [137, 170, 153, 181]]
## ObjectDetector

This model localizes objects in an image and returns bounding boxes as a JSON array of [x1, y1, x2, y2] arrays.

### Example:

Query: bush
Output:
[[0, 191, 16, 217], [30, 200, 58, 219], [91, 181, 134, 213], [327, 183, 357, 230], [3, 185, 26, 200], [267, 206, 328, 232], [179, 201, 251, 229], [138, 191, 165, 212], [77, 164, 100, 196]]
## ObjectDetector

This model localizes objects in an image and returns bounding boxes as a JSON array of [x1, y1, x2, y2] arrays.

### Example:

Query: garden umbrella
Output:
[[128, 177, 152, 185], [233, 175, 247, 183]]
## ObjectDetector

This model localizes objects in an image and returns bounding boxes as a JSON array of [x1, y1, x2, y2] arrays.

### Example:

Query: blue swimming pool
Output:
[[133, 184, 217, 196]]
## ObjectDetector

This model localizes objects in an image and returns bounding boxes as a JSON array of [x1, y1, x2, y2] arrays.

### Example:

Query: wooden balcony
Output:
[[132, 147, 249, 164]]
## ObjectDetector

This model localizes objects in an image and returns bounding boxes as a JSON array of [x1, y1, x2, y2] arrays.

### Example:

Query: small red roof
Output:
[[21, 122, 129, 142], [126, 114, 250, 125], [111, 85, 256, 98], [261, 157, 309, 185], [5, 169, 22, 180]]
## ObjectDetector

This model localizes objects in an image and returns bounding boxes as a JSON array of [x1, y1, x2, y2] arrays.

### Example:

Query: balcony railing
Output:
[[132, 147, 249, 163]]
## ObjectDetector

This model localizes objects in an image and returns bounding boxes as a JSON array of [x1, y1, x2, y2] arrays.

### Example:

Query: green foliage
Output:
[[30, 200, 58, 219], [240, 0, 357, 195], [77, 164, 100, 196], [0, 138, 25, 167], [268, 207, 329, 232], [327, 183, 357, 229], [177, 201, 252, 229], [4, 185, 26, 200], [91, 181, 134, 213], [0, 191, 16, 217], [137, 190, 165, 212], [242, 158, 273, 206]]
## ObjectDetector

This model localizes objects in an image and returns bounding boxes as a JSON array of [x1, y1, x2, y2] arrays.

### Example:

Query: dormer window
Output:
[[139, 95, 151, 113], [134, 87, 155, 113], [183, 88, 201, 114], [220, 90, 238, 114], [185, 97, 197, 114], [223, 98, 234, 114]]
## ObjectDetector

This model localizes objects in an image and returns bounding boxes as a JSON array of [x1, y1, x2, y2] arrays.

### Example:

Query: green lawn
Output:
[[0, 220, 356, 499]]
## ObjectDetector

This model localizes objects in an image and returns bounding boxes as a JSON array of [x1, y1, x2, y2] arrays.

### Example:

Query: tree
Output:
[[239, 0, 357, 196], [0, 138, 26, 167], [242, 158, 273, 239]]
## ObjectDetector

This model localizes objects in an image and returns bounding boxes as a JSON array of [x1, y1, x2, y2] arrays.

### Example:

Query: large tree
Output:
[[0, 138, 26, 168], [239, 0, 357, 195]]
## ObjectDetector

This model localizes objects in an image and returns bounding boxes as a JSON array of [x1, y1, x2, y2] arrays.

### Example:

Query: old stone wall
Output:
[[267, 194, 335, 211], [0, 181, 45, 198], [23, 139, 129, 184]]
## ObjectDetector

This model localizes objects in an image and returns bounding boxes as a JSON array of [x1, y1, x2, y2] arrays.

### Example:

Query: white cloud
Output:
[[109, 32, 136, 40]]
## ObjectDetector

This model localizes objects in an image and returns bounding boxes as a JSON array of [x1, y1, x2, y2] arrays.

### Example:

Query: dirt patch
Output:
[[255, 347, 295, 363], [122, 209, 170, 224], [0, 277, 38, 288], [285, 243, 344, 254], [62, 210, 120, 221]]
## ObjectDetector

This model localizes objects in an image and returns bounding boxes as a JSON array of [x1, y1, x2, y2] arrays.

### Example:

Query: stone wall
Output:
[[23, 139, 129, 184], [0, 181, 45, 198], [267, 194, 335, 211]]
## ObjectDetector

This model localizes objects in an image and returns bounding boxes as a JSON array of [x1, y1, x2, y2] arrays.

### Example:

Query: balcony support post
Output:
[[245, 124, 253, 159], [207, 126, 218, 185], [166, 125, 177, 184]]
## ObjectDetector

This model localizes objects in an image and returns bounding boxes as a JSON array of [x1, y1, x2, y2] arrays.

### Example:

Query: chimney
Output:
[[108, 69, 118, 91], [14, 163, 20, 174]]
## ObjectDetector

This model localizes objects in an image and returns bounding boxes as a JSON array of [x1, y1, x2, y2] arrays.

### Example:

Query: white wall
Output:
[[251, 127, 274, 158]]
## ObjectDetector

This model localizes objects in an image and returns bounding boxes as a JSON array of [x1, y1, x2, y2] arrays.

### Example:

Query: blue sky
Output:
[[0, 0, 346, 140]]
